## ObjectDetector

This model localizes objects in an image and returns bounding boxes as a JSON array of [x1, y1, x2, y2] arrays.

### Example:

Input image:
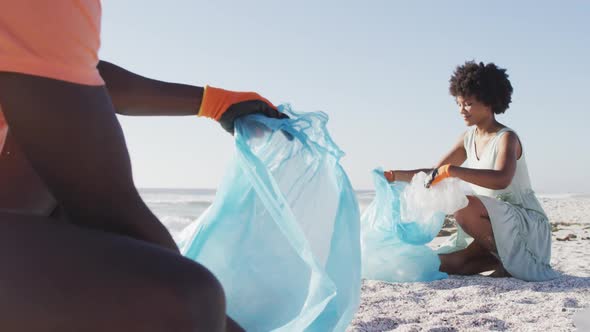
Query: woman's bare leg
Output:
[[439, 196, 510, 276], [454, 196, 496, 252], [439, 241, 499, 275]]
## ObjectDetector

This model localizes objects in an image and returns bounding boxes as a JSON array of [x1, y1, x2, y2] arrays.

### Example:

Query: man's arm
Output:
[[97, 60, 203, 116], [98, 60, 286, 135]]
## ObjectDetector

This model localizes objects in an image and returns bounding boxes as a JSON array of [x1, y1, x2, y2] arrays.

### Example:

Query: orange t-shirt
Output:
[[0, 0, 104, 86]]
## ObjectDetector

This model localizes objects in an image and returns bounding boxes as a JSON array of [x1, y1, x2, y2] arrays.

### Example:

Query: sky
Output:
[[100, 1, 589, 193]]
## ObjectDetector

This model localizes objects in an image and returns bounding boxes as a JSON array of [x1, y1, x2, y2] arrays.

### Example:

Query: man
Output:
[[0, 2, 284, 331]]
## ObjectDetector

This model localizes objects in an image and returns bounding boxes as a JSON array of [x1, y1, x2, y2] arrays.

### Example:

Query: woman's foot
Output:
[[489, 264, 512, 278], [439, 242, 500, 275]]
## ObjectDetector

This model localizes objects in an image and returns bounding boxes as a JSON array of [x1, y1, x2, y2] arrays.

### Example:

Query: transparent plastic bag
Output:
[[180, 105, 360, 332], [361, 169, 467, 282], [401, 172, 468, 223]]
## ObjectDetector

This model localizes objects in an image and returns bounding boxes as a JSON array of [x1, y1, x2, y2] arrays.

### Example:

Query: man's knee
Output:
[[155, 259, 226, 331], [179, 260, 226, 318]]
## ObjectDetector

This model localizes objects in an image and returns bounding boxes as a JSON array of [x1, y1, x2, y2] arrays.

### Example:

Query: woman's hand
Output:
[[384, 170, 396, 182], [425, 164, 452, 188]]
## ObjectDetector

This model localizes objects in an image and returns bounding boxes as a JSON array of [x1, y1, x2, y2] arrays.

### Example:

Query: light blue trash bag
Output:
[[361, 168, 448, 282], [179, 105, 361, 332]]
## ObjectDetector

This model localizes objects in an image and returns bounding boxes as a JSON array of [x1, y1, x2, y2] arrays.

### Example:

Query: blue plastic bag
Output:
[[180, 105, 361, 332], [361, 169, 448, 282]]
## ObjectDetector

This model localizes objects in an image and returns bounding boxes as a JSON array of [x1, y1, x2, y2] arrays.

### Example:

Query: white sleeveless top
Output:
[[464, 127, 547, 218]]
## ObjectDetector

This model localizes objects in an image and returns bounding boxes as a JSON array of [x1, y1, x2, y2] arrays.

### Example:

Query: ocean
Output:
[[139, 188, 377, 238], [140, 188, 587, 239]]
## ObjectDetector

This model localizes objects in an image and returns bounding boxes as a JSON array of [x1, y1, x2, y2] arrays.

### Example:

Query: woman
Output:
[[385, 61, 557, 281]]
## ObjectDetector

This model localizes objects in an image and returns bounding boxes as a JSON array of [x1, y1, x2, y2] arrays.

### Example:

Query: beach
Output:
[[349, 194, 590, 332], [145, 190, 590, 331]]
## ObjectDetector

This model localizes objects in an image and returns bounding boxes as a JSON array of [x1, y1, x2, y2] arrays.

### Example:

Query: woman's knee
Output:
[[453, 196, 486, 226], [453, 206, 469, 228]]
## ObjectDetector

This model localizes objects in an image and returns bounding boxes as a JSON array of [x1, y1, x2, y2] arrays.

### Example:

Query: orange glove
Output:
[[384, 170, 395, 182], [0, 110, 7, 152], [198, 85, 287, 133], [425, 164, 452, 188]]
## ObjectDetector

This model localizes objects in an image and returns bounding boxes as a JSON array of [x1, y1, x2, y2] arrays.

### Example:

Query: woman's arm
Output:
[[446, 131, 519, 190], [386, 132, 467, 182], [97, 60, 203, 116]]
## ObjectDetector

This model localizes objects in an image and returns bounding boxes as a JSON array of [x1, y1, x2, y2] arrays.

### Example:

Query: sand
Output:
[[348, 194, 590, 331]]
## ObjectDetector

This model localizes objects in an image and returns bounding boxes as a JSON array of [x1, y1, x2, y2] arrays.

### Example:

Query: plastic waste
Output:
[[361, 169, 468, 282], [179, 105, 361, 332]]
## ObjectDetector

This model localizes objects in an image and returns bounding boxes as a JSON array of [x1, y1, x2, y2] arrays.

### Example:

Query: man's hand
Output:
[[198, 86, 288, 133]]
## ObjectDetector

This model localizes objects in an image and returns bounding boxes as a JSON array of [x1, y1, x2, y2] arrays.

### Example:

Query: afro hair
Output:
[[449, 61, 513, 114]]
